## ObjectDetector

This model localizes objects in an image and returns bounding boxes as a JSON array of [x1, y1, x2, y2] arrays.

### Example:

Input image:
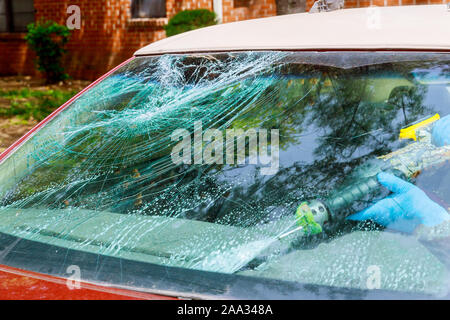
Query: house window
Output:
[[131, 0, 166, 19], [0, 0, 35, 32], [234, 0, 251, 7]]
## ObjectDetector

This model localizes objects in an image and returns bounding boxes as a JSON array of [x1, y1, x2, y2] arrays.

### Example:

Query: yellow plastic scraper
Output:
[[399, 113, 440, 141]]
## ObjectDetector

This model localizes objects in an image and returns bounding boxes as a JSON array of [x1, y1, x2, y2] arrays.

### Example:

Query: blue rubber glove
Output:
[[432, 114, 450, 147], [347, 172, 450, 233]]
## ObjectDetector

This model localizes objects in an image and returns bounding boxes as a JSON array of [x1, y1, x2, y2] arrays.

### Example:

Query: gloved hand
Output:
[[347, 172, 450, 233], [432, 114, 450, 147]]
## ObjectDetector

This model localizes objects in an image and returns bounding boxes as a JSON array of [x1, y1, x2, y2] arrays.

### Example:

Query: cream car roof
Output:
[[135, 5, 450, 56]]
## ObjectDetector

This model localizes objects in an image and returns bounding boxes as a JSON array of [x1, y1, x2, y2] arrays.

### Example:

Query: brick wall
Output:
[[0, 33, 35, 76], [167, 0, 213, 17], [306, 0, 447, 11], [222, 0, 276, 23], [32, 0, 169, 80]]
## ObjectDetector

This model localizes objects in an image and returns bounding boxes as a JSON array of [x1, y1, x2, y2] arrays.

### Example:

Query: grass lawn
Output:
[[0, 88, 78, 121], [0, 76, 91, 153]]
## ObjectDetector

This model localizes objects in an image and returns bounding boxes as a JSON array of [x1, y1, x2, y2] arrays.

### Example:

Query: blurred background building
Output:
[[0, 0, 447, 80]]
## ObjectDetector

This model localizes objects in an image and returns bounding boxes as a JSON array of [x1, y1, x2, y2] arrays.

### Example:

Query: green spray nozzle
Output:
[[295, 202, 323, 235]]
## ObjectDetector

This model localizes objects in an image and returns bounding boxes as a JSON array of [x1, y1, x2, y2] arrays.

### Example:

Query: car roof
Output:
[[134, 5, 450, 56]]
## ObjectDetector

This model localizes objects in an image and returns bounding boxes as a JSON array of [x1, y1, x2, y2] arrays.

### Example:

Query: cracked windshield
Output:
[[0, 51, 449, 296]]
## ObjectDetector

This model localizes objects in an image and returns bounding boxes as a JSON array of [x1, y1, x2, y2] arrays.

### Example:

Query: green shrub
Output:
[[164, 9, 217, 37], [25, 20, 71, 83]]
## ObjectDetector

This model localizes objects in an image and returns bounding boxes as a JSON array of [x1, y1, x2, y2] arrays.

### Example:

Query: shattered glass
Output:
[[0, 51, 449, 296]]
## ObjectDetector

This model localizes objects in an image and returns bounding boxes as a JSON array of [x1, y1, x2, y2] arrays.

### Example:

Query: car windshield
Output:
[[0, 51, 449, 298]]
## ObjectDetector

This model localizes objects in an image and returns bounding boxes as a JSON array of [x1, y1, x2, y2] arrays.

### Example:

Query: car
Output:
[[0, 4, 449, 300]]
